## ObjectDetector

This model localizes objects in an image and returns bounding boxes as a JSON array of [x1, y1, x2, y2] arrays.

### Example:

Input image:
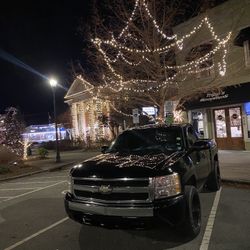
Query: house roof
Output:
[[64, 75, 94, 100]]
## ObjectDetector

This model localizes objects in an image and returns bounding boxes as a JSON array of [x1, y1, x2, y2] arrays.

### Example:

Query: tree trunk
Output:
[[158, 104, 165, 123]]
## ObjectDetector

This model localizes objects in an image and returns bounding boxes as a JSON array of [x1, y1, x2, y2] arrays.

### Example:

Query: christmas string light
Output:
[[218, 45, 228, 76], [88, 1, 233, 96], [141, 0, 177, 40], [19, 139, 32, 160], [109, 102, 133, 117], [185, 64, 215, 75], [173, 110, 184, 123], [118, 0, 140, 39], [94, 16, 230, 55], [96, 31, 231, 81]]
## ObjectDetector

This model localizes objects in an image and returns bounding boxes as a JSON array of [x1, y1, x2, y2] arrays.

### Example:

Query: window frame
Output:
[[186, 125, 198, 147], [243, 40, 250, 67]]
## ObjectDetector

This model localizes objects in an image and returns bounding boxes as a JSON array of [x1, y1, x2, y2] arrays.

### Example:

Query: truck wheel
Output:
[[206, 161, 221, 191], [181, 185, 201, 238]]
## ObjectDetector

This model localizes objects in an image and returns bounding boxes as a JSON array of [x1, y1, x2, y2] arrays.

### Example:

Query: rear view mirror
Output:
[[192, 140, 210, 151]]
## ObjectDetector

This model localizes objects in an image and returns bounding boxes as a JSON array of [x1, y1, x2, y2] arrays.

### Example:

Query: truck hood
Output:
[[71, 151, 183, 178]]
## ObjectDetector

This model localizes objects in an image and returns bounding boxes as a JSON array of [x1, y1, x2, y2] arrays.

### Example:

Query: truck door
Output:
[[186, 126, 210, 187]]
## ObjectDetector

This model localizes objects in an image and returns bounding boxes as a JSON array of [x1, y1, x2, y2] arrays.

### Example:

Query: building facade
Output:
[[184, 83, 250, 150], [174, 0, 250, 150], [64, 75, 111, 142], [22, 124, 68, 143]]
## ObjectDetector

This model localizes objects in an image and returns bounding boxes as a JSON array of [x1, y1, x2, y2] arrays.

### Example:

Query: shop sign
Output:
[[200, 91, 229, 103], [142, 107, 157, 115]]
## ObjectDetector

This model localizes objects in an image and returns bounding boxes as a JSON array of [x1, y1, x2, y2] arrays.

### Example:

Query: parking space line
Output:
[[0, 196, 13, 198], [0, 181, 67, 203], [200, 188, 222, 250], [0, 188, 37, 191], [0, 181, 60, 185], [29, 176, 66, 179], [4, 217, 69, 250]]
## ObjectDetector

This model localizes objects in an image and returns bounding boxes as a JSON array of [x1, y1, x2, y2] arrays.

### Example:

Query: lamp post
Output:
[[49, 78, 61, 163]]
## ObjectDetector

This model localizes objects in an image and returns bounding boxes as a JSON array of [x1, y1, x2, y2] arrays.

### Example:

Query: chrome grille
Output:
[[72, 177, 153, 204]]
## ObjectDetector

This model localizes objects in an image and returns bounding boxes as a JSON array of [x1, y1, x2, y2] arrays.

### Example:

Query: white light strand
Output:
[[93, 17, 229, 54], [109, 102, 133, 117], [19, 139, 32, 160], [96, 31, 231, 85], [89, 1, 233, 95], [218, 45, 228, 76], [141, 0, 177, 40], [118, 0, 140, 39]]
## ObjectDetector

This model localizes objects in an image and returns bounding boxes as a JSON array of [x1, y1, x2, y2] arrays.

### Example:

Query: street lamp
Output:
[[49, 78, 61, 163]]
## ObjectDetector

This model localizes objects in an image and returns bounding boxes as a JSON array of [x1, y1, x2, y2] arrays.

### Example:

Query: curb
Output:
[[221, 178, 250, 186], [0, 161, 76, 182], [47, 161, 76, 172]]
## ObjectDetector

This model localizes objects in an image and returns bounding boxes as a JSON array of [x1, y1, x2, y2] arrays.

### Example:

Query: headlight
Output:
[[152, 173, 181, 199], [68, 174, 73, 193]]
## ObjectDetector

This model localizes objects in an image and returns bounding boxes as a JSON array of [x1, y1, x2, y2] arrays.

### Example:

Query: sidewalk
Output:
[[26, 149, 100, 171], [0, 149, 100, 181], [219, 150, 250, 184], [0, 149, 249, 184]]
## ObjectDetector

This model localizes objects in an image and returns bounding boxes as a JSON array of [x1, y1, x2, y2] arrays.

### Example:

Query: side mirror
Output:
[[101, 146, 109, 153], [191, 140, 211, 151]]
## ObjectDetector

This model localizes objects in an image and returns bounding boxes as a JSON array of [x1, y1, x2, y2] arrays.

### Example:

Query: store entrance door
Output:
[[214, 106, 244, 150]]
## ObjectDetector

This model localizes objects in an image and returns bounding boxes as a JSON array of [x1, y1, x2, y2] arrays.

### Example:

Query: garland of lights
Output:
[[118, 0, 140, 39], [93, 17, 227, 54], [109, 102, 133, 117], [109, 100, 184, 122], [94, 34, 230, 93], [141, 0, 176, 40], [86, 0, 233, 101], [19, 139, 32, 160], [93, 32, 231, 93], [96, 33, 230, 77]]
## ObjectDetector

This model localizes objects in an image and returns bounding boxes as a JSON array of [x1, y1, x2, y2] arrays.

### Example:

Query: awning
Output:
[[183, 82, 250, 110]]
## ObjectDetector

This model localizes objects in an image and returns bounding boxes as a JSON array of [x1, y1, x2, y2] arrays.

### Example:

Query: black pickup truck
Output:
[[65, 123, 220, 237]]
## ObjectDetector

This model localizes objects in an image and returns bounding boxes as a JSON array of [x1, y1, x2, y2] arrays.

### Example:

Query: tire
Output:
[[206, 160, 221, 191], [181, 185, 201, 238]]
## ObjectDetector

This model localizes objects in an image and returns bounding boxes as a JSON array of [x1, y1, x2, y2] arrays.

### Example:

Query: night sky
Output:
[[0, 0, 92, 124], [0, 0, 227, 125]]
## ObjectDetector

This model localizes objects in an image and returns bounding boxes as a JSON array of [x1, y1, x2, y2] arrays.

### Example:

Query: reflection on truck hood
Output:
[[71, 151, 184, 178], [95, 152, 179, 169]]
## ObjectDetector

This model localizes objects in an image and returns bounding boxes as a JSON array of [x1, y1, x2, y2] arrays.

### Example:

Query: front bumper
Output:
[[67, 200, 153, 217], [64, 192, 186, 227]]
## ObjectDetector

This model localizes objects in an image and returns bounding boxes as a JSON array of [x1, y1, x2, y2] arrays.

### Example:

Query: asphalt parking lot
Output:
[[0, 169, 249, 250]]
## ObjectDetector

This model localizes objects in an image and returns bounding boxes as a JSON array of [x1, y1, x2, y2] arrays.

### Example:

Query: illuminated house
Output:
[[64, 75, 111, 142], [22, 124, 67, 143]]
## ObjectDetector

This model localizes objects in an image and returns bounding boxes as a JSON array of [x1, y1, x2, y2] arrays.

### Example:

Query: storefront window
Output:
[[215, 109, 227, 138], [191, 111, 204, 137], [244, 102, 250, 138], [247, 115, 250, 138], [229, 107, 242, 137]]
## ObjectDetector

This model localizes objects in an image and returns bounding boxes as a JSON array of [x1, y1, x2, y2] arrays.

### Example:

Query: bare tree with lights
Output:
[[1, 107, 25, 156], [80, 0, 231, 121]]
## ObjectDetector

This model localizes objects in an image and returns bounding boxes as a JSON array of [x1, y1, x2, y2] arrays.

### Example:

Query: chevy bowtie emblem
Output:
[[99, 185, 113, 194]]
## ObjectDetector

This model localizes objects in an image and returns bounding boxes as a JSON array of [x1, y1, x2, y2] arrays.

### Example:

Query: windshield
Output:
[[107, 127, 183, 154]]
